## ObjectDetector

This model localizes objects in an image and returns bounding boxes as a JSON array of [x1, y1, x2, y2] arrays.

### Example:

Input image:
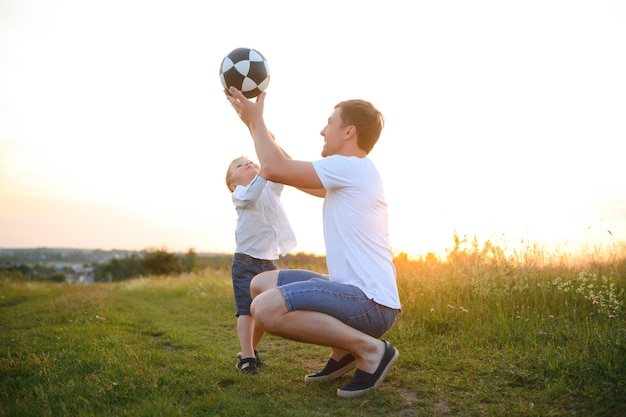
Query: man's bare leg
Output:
[[250, 271, 353, 362], [250, 288, 386, 374]]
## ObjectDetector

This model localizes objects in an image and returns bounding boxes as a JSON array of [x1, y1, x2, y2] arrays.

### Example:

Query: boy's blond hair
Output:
[[225, 156, 248, 193]]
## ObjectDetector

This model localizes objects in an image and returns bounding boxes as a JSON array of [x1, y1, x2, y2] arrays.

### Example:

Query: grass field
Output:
[[1, 242, 625, 416]]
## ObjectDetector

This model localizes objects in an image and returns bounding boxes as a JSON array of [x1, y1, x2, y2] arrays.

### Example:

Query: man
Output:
[[225, 88, 401, 398]]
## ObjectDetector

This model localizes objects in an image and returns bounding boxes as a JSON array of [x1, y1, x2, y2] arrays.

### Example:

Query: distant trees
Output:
[[181, 248, 198, 273], [94, 254, 144, 282], [141, 249, 182, 276], [0, 248, 331, 283], [0, 264, 31, 281], [0, 263, 68, 282], [0, 248, 201, 283], [48, 272, 67, 283], [94, 248, 198, 282]]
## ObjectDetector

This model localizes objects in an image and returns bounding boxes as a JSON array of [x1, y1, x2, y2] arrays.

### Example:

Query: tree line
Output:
[[0, 248, 200, 282], [0, 248, 329, 283]]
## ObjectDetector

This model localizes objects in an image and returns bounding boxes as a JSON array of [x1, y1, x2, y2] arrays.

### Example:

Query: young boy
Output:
[[225, 156, 296, 374]]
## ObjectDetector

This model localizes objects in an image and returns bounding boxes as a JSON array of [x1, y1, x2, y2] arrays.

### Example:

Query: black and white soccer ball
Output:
[[219, 47, 270, 99]]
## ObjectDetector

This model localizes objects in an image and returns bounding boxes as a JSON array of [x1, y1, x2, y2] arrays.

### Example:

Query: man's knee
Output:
[[250, 270, 279, 299], [250, 289, 286, 330]]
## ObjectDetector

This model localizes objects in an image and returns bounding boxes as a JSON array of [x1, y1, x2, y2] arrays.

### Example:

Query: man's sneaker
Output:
[[336, 341, 398, 398], [235, 357, 258, 375], [304, 354, 356, 382]]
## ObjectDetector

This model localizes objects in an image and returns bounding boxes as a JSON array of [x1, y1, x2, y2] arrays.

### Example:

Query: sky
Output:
[[1, 0, 625, 259]]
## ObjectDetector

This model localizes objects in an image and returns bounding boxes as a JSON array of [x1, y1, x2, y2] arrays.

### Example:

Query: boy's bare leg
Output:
[[237, 315, 256, 359]]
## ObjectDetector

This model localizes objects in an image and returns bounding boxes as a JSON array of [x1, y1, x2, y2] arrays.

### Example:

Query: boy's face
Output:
[[231, 159, 260, 190]]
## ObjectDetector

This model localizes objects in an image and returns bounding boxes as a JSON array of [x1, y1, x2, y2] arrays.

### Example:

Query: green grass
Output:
[[1, 244, 625, 416]]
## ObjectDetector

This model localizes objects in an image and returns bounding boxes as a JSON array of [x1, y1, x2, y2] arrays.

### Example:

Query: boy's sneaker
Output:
[[235, 356, 258, 375], [254, 349, 268, 368], [238, 351, 268, 368]]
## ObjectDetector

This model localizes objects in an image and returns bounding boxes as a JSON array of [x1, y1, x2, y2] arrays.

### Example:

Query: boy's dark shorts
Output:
[[231, 253, 277, 316]]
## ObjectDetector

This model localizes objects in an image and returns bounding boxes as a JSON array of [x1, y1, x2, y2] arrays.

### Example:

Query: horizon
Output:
[[2, 229, 625, 262]]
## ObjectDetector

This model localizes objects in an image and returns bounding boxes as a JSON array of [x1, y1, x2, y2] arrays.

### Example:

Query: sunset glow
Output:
[[1, 0, 625, 259]]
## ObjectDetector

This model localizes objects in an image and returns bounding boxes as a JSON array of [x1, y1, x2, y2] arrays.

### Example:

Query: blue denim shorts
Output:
[[277, 270, 399, 338], [231, 253, 277, 316]]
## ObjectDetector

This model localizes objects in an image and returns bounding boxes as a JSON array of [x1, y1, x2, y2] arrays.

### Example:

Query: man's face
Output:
[[320, 107, 345, 157]]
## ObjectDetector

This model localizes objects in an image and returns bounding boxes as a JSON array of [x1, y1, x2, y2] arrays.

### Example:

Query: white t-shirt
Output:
[[232, 175, 296, 260], [312, 155, 400, 309]]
